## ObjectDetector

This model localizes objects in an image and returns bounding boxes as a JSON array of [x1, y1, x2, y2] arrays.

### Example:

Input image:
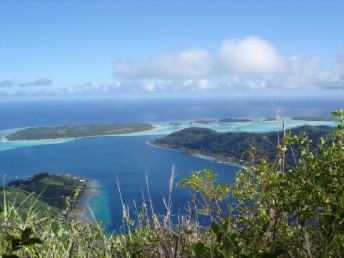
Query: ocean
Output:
[[0, 97, 342, 232]]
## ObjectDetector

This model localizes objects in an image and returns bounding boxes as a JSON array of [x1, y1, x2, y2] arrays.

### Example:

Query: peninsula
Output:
[[150, 125, 334, 166], [1, 172, 89, 215], [5, 123, 154, 141]]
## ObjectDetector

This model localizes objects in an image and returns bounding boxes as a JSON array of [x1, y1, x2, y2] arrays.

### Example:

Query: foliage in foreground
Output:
[[178, 110, 344, 257], [1, 110, 344, 257]]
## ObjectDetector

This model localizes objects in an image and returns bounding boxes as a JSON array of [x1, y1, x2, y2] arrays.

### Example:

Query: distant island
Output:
[[170, 122, 183, 126], [263, 117, 277, 121], [291, 116, 335, 121], [193, 120, 216, 124], [150, 125, 334, 167], [263, 116, 335, 122], [219, 118, 251, 123], [5, 123, 154, 141]]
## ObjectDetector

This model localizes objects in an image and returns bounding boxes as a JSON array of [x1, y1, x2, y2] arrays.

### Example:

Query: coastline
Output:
[[79, 180, 101, 225], [1, 118, 338, 143], [2, 127, 158, 143], [147, 140, 245, 169], [4, 123, 155, 142]]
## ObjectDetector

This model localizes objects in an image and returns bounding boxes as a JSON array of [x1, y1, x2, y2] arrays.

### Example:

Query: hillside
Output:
[[150, 125, 334, 165], [1, 172, 88, 212]]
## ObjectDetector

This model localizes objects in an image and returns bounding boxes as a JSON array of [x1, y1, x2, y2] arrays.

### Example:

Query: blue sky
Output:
[[1, 1, 344, 99]]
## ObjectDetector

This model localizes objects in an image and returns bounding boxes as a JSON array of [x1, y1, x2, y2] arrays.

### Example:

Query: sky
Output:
[[1, 0, 344, 99]]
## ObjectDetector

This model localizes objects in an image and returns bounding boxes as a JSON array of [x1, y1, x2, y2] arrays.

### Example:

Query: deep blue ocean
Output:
[[1, 96, 342, 130], [0, 97, 342, 232]]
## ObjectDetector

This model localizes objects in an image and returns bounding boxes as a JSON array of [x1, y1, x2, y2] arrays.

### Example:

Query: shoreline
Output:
[[2, 127, 158, 144], [1, 119, 338, 144], [79, 180, 101, 225], [147, 140, 245, 169]]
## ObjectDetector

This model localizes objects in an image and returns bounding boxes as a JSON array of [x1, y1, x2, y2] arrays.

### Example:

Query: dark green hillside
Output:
[[155, 127, 219, 147], [151, 125, 334, 165], [4, 172, 87, 210]]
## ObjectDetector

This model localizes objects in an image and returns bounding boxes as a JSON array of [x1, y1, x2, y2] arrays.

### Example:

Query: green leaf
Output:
[[260, 248, 285, 258], [3, 255, 20, 258], [22, 237, 43, 245], [11, 239, 22, 249], [211, 221, 220, 234], [21, 227, 32, 241], [192, 242, 210, 257]]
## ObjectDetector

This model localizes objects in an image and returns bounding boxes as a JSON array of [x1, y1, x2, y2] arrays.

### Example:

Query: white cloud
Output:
[[219, 36, 286, 75], [115, 49, 214, 79], [114, 36, 287, 80], [266, 53, 344, 90], [141, 79, 156, 92], [180, 78, 217, 91]]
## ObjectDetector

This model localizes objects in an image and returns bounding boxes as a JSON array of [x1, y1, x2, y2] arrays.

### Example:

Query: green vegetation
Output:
[[177, 110, 344, 257], [1, 110, 344, 257], [5, 123, 154, 141], [0, 173, 91, 257], [0, 185, 60, 217], [5, 172, 88, 210], [150, 124, 334, 166], [219, 118, 251, 122]]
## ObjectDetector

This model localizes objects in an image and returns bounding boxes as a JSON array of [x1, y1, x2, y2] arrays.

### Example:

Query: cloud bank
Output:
[[114, 36, 286, 79], [112, 36, 344, 93], [1, 36, 343, 97]]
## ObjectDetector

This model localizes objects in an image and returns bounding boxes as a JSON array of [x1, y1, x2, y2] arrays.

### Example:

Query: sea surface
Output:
[[0, 97, 342, 232]]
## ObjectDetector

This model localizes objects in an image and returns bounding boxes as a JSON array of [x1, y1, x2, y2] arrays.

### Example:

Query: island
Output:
[[219, 118, 251, 123], [150, 125, 334, 167], [263, 117, 277, 121], [193, 120, 216, 124], [170, 122, 183, 126], [291, 116, 335, 121], [5, 123, 154, 141]]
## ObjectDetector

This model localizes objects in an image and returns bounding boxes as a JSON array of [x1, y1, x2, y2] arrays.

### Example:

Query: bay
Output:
[[0, 134, 237, 232]]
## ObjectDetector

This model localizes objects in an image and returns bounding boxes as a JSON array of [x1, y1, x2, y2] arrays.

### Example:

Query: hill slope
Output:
[[1, 172, 88, 214], [150, 125, 334, 165]]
